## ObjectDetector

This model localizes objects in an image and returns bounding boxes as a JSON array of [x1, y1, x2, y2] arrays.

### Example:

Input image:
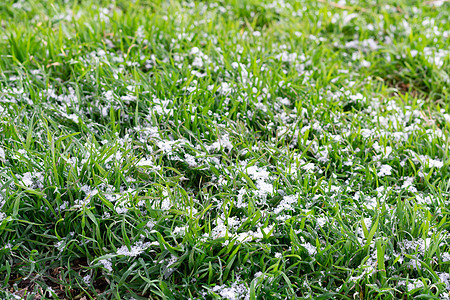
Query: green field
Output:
[[0, 0, 449, 299]]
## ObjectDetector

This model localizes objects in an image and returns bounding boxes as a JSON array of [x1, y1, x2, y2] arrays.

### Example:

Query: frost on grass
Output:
[[208, 280, 250, 300], [1, 0, 450, 299], [116, 241, 153, 257]]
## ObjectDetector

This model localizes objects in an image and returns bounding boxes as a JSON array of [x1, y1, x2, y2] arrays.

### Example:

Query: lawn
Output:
[[0, 0, 449, 299]]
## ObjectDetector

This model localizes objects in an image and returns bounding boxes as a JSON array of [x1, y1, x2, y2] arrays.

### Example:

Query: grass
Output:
[[0, 0, 449, 299]]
